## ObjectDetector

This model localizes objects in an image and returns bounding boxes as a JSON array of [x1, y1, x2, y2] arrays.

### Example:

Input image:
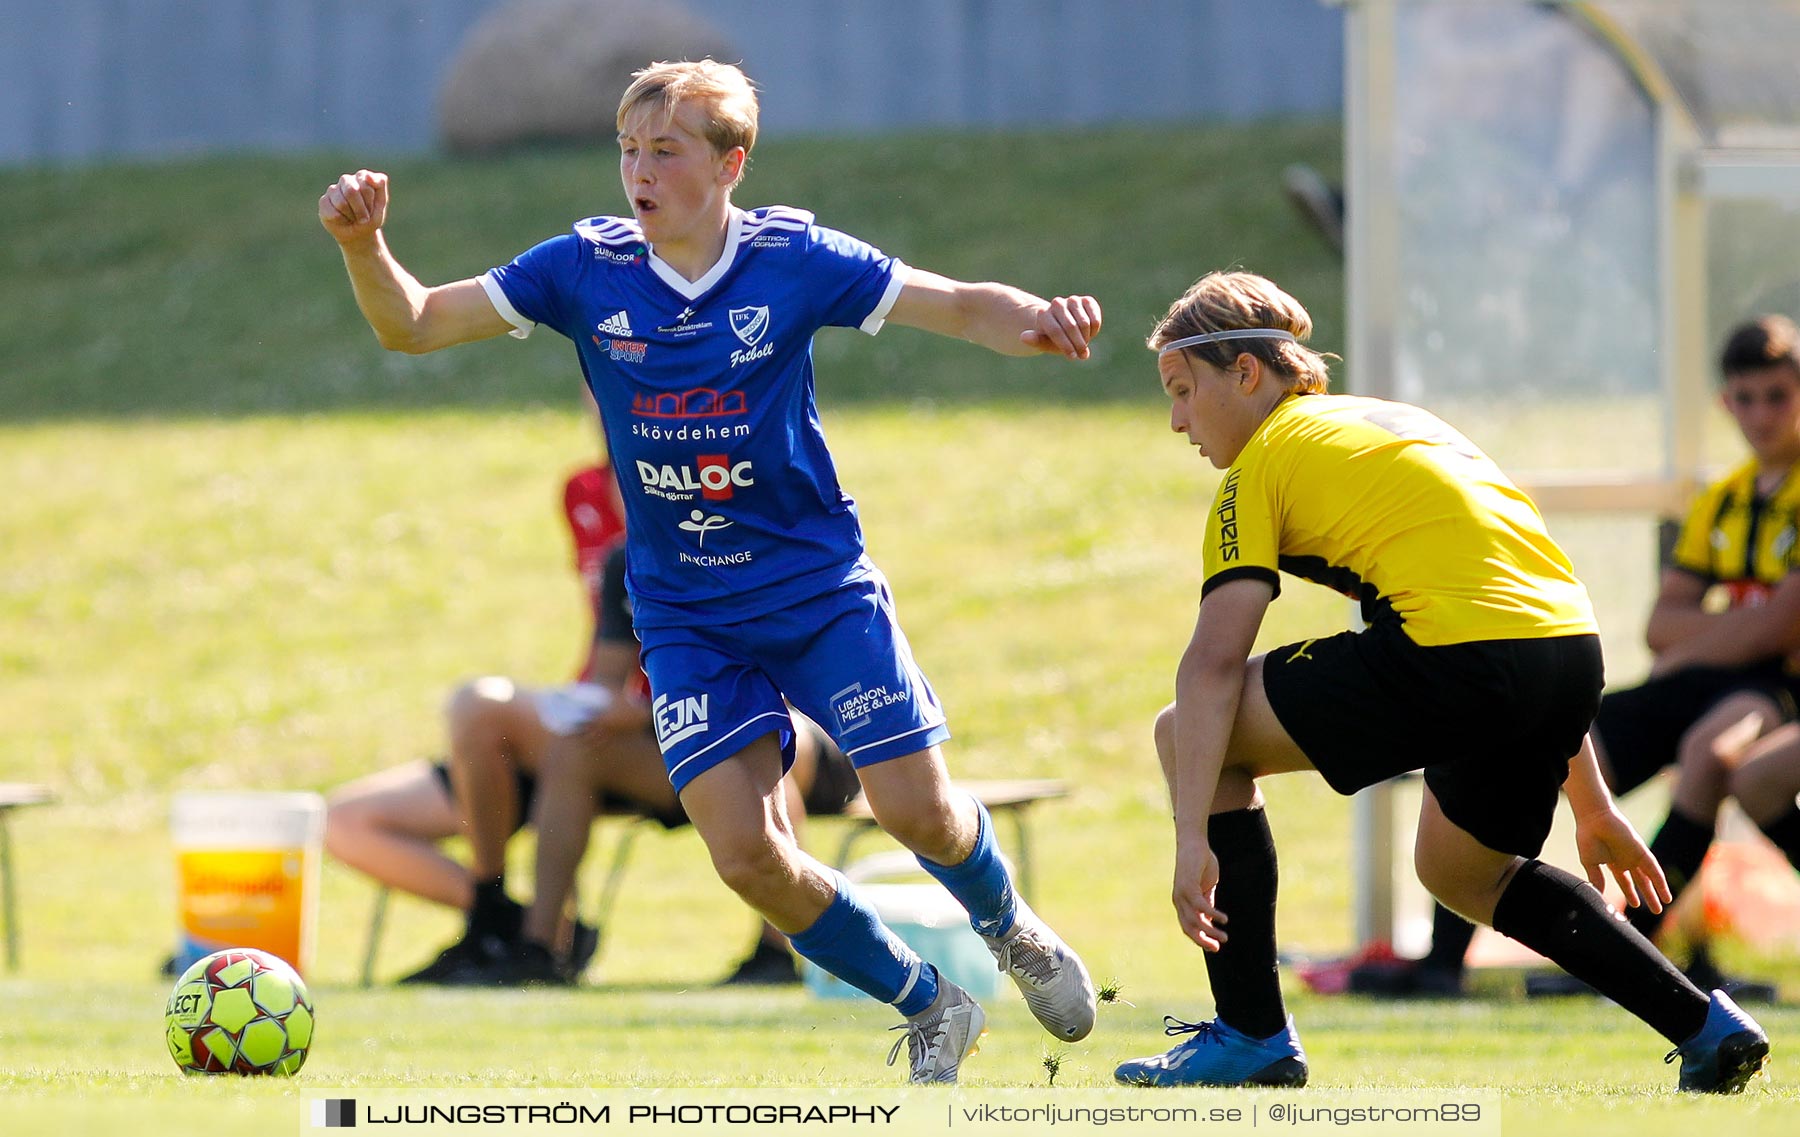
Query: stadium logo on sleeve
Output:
[[1216, 468, 1241, 563]]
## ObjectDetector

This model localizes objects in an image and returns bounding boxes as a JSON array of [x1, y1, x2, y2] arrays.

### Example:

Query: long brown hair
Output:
[[1149, 271, 1334, 394]]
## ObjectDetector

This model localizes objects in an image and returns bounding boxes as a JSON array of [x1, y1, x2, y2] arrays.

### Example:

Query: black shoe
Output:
[[481, 940, 573, 988], [1670, 990, 1770, 1093], [565, 920, 600, 978], [470, 889, 526, 941], [1346, 959, 1466, 998], [719, 940, 801, 987], [1524, 971, 1597, 998], [398, 929, 513, 986]]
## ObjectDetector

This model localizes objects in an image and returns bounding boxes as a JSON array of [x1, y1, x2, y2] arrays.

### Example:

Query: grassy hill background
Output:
[[1, 122, 1343, 419]]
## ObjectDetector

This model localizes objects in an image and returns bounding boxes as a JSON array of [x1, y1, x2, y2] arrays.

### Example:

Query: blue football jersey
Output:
[[482, 206, 909, 628]]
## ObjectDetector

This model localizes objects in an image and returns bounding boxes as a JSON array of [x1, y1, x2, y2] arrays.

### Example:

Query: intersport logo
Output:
[[635, 455, 754, 501]]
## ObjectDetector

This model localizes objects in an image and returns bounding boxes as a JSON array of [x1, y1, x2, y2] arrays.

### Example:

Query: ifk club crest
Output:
[[729, 305, 771, 346]]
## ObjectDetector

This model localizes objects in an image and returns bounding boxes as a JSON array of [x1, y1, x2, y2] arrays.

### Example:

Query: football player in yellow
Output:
[[1113, 271, 1768, 1094], [1353, 315, 1800, 1000]]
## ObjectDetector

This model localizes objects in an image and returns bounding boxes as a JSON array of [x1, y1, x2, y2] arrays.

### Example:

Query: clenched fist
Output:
[[319, 169, 390, 245]]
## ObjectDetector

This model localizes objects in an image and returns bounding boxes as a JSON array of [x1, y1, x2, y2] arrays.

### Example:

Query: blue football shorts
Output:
[[638, 570, 950, 793]]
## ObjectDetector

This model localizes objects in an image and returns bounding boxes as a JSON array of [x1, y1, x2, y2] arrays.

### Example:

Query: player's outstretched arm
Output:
[[318, 170, 512, 354], [887, 269, 1102, 359]]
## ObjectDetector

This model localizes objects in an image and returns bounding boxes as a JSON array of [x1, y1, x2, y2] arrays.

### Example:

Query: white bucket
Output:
[[804, 850, 1007, 1001], [170, 791, 325, 977]]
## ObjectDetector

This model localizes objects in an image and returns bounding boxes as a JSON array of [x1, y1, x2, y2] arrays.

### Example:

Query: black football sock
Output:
[[1422, 903, 1476, 974], [1754, 803, 1800, 872], [467, 877, 520, 939], [1625, 809, 1713, 939], [1493, 859, 1708, 1044], [1202, 807, 1288, 1039]]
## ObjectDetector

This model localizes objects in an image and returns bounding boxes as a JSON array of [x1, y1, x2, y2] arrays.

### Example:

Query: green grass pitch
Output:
[[0, 124, 1794, 1134]]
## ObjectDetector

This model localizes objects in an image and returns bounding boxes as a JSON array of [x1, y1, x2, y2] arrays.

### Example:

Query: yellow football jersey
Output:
[[1202, 394, 1597, 646], [1670, 458, 1800, 609]]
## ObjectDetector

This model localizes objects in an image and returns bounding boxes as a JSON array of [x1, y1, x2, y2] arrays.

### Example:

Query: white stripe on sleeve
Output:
[[479, 271, 535, 339], [860, 260, 911, 335]]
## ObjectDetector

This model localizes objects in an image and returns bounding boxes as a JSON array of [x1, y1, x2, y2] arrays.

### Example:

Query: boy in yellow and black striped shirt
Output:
[[1589, 316, 1800, 973]]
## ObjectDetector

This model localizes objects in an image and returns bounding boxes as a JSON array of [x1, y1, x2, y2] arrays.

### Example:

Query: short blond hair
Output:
[[1149, 271, 1334, 394], [617, 59, 759, 177]]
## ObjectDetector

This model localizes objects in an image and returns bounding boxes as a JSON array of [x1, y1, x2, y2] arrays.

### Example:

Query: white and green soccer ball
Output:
[[164, 947, 314, 1076]]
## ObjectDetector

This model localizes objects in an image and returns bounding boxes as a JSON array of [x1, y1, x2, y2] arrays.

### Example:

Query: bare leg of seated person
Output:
[[325, 759, 469, 910], [323, 748, 524, 983], [1733, 722, 1800, 873], [492, 725, 677, 986], [491, 723, 811, 987], [447, 676, 542, 914], [354, 676, 552, 984], [1622, 694, 1784, 1001]]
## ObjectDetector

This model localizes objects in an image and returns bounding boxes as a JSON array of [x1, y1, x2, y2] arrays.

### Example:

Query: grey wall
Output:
[[0, 0, 493, 162], [0, 0, 1342, 166], [688, 0, 1342, 134]]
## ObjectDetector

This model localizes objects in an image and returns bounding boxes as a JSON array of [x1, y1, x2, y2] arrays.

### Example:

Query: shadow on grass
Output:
[[577, 980, 748, 996]]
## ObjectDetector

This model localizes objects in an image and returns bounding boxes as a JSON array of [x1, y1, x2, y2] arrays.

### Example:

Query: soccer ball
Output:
[[165, 947, 314, 1076]]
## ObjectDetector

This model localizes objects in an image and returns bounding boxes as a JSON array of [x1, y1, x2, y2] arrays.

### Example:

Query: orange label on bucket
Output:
[[176, 850, 310, 971]]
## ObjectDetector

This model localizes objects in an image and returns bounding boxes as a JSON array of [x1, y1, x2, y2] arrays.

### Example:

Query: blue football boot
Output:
[[1115, 1015, 1309, 1087], [1667, 989, 1769, 1094]]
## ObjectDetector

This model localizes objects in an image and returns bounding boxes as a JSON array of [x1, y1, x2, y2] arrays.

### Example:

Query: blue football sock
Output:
[[789, 871, 939, 1016], [916, 797, 1018, 939]]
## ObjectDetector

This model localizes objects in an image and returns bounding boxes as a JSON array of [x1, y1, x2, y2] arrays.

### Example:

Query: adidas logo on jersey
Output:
[[596, 310, 633, 336]]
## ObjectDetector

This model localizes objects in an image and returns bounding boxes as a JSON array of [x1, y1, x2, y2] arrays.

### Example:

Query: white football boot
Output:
[[983, 898, 1097, 1041], [887, 980, 987, 1084]]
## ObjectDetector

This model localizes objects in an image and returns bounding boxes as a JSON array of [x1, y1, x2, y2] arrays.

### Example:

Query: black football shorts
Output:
[[1261, 621, 1603, 858]]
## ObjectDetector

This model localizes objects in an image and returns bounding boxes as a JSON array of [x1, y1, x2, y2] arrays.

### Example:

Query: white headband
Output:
[[1157, 329, 1297, 355]]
